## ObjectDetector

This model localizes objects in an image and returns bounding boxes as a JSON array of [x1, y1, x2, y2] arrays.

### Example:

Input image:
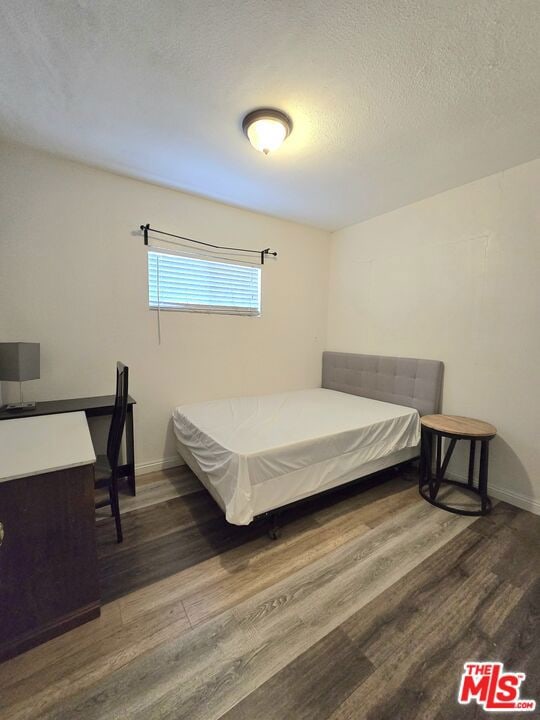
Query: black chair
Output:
[[94, 362, 129, 543]]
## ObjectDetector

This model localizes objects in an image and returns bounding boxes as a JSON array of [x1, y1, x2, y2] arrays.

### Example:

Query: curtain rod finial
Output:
[[141, 223, 150, 245]]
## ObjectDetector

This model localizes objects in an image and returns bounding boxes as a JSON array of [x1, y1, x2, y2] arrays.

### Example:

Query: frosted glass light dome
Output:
[[242, 109, 292, 155]]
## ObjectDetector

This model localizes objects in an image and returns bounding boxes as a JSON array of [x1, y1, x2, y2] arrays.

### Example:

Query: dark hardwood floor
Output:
[[0, 465, 538, 720]]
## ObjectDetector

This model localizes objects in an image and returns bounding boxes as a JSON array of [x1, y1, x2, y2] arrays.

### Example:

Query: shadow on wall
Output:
[[447, 434, 536, 510], [163, 415, 178, 464], [489, 435, 536, 503]]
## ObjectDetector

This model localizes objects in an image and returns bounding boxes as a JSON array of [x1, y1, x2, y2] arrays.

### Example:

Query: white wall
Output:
[[328, 158, 540, 512], [0, 142, 330, 470]]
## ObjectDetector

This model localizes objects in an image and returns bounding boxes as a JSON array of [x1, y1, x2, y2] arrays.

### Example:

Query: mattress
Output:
[[173, 388, 420, 525]]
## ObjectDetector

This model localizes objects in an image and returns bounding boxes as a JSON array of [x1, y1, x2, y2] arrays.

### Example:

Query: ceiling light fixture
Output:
[[242, 109, 292, 155]]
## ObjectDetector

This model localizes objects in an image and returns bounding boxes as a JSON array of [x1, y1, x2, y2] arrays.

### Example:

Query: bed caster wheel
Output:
[[266, 512, 281, 540]]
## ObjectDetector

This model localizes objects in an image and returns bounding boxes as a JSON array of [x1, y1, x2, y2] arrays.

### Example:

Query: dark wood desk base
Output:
[[0, 603, 100, 663], [0, 465, 101, 662]]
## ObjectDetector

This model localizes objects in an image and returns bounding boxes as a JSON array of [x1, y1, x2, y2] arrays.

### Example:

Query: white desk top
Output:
[[0, 412, 96, 483]]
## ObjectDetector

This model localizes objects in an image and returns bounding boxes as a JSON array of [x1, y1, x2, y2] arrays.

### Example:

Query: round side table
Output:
[[419, 415, 497, 516]]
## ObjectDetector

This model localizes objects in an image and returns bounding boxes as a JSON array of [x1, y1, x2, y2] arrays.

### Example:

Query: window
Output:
[[148, 251, 261, 316]]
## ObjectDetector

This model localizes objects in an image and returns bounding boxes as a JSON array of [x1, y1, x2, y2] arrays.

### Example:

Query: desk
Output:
[[0, 394, 137, 495], [0, 413, 100, 661]]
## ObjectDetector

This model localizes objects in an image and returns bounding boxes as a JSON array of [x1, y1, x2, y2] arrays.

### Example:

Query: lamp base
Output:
[[5, 401, 36, 411]]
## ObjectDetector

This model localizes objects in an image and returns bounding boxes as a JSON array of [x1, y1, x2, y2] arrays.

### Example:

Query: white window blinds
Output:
[[148, 250, 261, 316]]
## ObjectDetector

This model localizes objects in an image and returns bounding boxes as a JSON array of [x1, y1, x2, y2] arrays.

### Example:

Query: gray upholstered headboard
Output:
[[322, 352, 443, 416]]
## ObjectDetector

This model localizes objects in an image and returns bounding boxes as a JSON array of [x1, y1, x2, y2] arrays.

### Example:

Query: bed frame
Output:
[[259, 352, 444, 537]]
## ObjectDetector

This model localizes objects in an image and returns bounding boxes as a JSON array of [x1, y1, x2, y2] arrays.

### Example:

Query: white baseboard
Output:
[[488, 485, 540, 515], [135, 456, 184, 476], [445, 471, 539, 516]]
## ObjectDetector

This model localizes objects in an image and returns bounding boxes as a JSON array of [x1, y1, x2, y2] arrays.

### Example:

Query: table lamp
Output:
[[0, 342, 40, 410]]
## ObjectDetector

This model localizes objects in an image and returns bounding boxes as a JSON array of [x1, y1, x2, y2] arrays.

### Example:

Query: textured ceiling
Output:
[[1, 1, 539, 230]]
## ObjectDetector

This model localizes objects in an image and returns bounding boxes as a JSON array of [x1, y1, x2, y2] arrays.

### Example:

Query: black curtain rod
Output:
[[140, 223, 278, 265]]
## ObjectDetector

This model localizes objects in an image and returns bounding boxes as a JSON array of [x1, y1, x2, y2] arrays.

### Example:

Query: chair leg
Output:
[[110, 476, 123, 543]]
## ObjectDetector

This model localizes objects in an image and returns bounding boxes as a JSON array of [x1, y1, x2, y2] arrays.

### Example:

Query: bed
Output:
[[173, 352, 444, 528]]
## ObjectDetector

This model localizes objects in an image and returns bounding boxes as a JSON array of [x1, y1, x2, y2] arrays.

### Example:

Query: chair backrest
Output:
[[107, 362, 129, 473]]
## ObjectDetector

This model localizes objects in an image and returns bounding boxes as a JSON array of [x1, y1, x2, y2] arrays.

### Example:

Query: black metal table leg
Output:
[[419, 428, 426, 485], [432, 434, 442, 499], [440, 438, 457, 479], [420, 427, 432, 487], [479, 439, 491, 514], [468, 439, 476, 488], [425, 429, 433, 486]]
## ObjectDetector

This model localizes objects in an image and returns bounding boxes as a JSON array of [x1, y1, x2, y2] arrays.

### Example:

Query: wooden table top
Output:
[[421, 414, 497, 437]]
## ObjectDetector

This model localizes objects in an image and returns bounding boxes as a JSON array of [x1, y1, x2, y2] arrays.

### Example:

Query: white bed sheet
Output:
[[173, 388, 420, 525]]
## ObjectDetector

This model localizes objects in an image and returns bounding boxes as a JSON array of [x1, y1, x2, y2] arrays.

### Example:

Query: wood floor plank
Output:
[[294, 506, 475, 644], [34, 500, 476, 720], [327, 568, 502, 720], [220, 628, 374, 720], [311, 476, 416, 527], [96, 490, 221, 557], [116, 478, 405, 627], [98, 509, 266, 602], [0, 598, 191, 720], [98, 475, 411, 605], [426, 575, 540, 720], [116, 521, 308, 624], [119, 467, 201, 511], [181, 512, 372, 627], [118, 487, 372, 628], [340, 526, 483, 662], [135, 466, 186, 486], [481, 576, 540, 698], [468, 498, 540, 547], [329, 506, 539, 720], [451, 505, 540, 589], [97, 466, 201, 522], [465, 500, 520, 537], [346, 521, 534, 668], [135, 464, 199, 490], [353, 575, 531, 720]]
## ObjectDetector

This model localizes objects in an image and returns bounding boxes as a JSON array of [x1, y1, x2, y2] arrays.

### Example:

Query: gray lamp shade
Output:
[[0, 343, 40, 381]]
